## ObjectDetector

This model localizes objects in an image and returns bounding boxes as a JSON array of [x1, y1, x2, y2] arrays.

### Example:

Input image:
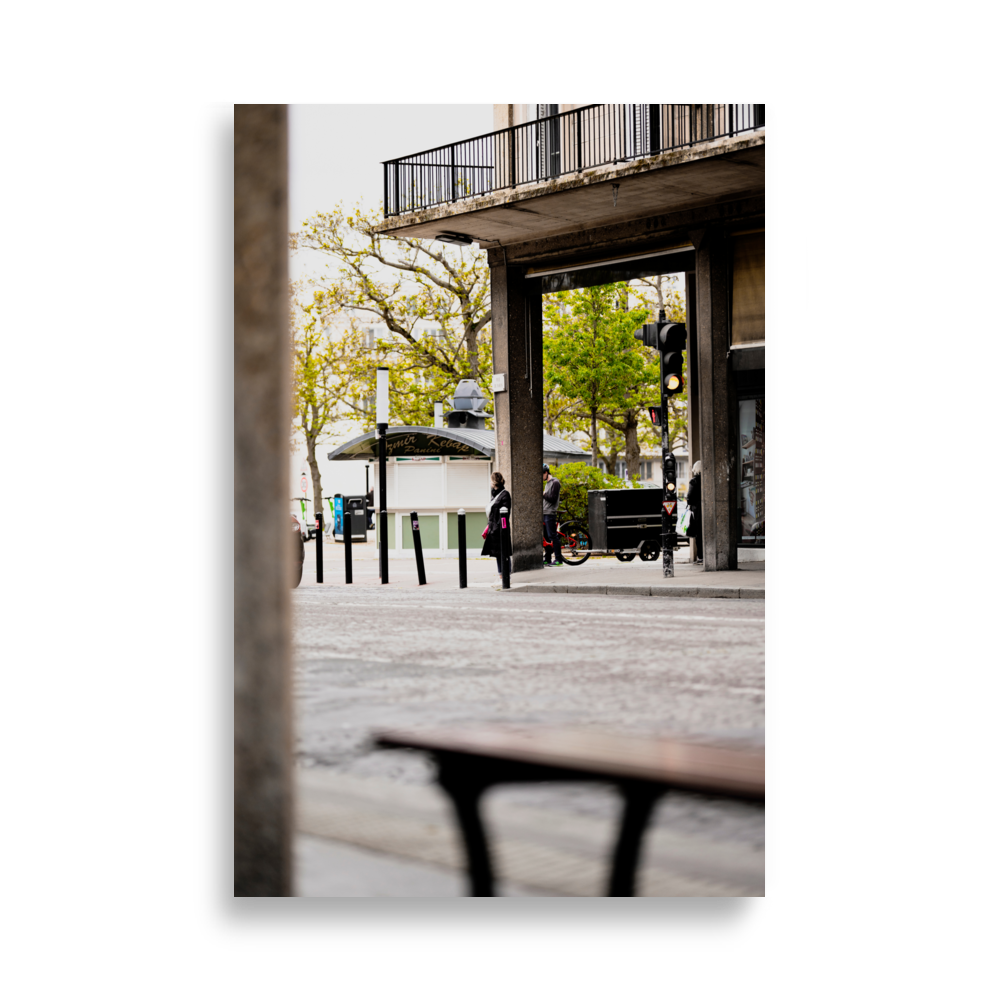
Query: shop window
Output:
[[738, 398, 765, 543], [731, 232, 765, 345]]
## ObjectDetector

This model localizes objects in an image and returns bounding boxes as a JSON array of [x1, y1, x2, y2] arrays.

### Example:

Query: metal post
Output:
[[410, 511, 427, 586], [457, 508, 467, 589], [378, 510, 388, 581], [343, 505, 353, 584], [576, 109, 582, 171], [661, 504, 674, 578], [500, 506, 510, 590], [378, 423, 388, 584], [662, 449, 677, 579], [315, 509, 324, 584]]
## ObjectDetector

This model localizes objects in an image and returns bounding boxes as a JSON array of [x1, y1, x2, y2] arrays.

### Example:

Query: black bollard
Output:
[[343, 506, 353, 584], [457, 508, 467, 589], [315, 509, 324, 583], [499, 506, 510, 590], [379, 510, 389, 584], [410, 511, 427, 586]]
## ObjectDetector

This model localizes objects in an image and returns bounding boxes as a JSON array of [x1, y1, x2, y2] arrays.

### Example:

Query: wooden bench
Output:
[[374, 726, 764, 896]]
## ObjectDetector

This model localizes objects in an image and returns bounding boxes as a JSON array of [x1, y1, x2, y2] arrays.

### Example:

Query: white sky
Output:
[[287, 105, 493, 492], [289, 104, 492, 288]]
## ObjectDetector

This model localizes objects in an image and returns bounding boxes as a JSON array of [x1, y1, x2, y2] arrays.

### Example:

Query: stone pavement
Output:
[[293, 543, 765, 897], [290, 574, 765, 897], [295, 768, 764, 898], [296, 835, 557, 897], [300, 539, 764, 600]]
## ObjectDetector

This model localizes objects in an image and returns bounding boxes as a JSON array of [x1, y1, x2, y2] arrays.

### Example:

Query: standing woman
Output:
[[482, 471, 512, 578], [687, 460, 703, 565]]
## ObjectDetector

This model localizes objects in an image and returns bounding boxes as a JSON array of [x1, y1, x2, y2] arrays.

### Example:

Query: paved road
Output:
[[292, 586, 765, 895]]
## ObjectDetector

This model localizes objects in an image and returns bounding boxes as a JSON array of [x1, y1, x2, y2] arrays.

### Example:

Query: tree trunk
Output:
[[598, 444, 621, 478], [591, 408, 598, 467], [305, 405, 324, 533], [624, 411, 641, 479], [466, 322, 479, 379]]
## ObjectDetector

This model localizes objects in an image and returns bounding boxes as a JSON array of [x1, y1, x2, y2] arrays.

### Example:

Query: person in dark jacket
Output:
[[481, 471, 512, 577], [687, 460, 703, 565], [541, 464, 563, 566]]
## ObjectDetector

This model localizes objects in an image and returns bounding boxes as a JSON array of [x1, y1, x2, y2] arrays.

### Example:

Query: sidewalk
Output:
[[300, 541, 764, 600], [295, 769, 763, 898]]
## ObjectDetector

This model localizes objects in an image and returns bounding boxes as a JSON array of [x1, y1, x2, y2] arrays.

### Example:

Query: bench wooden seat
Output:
[[374, 725, 764, 897]]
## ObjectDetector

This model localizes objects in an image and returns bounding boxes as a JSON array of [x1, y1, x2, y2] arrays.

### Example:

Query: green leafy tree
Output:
[[543, 282, 654, 475], [291, 297, 355, 519], [291, 201, 493, 418]]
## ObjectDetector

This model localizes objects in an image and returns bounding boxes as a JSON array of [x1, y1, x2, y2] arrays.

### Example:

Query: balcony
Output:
[[377, 104, 764, 249]]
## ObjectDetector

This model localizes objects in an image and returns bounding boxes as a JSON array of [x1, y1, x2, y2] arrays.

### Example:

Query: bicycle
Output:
[[543, 509, 592, 565]]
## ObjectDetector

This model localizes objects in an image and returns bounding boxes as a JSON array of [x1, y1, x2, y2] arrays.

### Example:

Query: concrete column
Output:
[[694, 232, 738, 571], [234, 104, 293, 896], [493, 104, 514, 131], [685, 271, 700, 469], [491, 262, 544, 572]]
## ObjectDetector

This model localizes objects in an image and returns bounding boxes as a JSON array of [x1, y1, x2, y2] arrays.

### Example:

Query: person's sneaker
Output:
[[552, 561, 564, 566]]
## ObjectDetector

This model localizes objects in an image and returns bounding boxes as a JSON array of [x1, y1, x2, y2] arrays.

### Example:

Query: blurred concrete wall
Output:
[[234, 104, 293, 896]]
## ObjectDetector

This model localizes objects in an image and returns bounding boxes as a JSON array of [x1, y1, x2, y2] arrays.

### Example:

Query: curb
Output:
[[506, 583, 764, 600]]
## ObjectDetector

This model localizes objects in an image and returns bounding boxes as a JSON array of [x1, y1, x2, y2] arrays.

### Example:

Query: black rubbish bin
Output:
[[344, 496, 368, 542], [335, 494, 368, 542]]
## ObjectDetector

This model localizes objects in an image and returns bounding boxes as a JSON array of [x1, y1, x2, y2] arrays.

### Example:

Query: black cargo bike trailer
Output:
[[586, 487, 688, 563]]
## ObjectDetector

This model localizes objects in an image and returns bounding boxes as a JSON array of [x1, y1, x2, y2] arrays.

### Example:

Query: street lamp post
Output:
[[377, 367, 389, 584]]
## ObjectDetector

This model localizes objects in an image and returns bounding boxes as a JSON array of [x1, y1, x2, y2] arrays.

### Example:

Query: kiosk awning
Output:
[[327, 426, 587, 462]]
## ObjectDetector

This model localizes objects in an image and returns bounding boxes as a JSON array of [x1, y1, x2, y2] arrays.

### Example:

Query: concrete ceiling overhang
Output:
[[375, 131, 764, 248], [527, 246, 697, 293]]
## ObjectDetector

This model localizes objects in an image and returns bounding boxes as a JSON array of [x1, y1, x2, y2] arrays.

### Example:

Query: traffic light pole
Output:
[[662, 449, 677, 578], [634, 309, 685, 580]]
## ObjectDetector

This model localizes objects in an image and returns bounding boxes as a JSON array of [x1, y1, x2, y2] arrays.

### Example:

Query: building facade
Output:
[[376, 104, 764, 571]]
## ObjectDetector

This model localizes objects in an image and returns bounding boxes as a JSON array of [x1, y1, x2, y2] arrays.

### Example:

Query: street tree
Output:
[[291, 294, 357, 522], [290, 201, 493, 419], [543, 282, 653, 476]]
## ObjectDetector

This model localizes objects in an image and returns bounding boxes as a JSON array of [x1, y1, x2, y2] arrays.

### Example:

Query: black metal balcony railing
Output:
[[383, 104, 764, 218]]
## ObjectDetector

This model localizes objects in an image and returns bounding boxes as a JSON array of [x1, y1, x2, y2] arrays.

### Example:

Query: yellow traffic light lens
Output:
[[666, 481, 676, 492], [665, 374, 681, 391]]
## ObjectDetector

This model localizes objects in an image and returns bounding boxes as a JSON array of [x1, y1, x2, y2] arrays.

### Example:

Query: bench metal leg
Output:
[[437, 763, 495, 897], [607, 785, 662, 896]]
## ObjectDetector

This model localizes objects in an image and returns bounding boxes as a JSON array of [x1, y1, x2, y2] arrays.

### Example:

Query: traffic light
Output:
[[660, 323, 685, 398], [663, 453, 677, 494], [648, 406, 662, 427], [662, 450, 678, 553], [634, 312, 687, 403]]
